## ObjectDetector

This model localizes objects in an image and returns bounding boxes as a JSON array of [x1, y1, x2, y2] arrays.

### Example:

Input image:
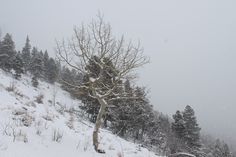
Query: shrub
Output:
[[52, 129, 63, 142], [35, 94, 44, 104]]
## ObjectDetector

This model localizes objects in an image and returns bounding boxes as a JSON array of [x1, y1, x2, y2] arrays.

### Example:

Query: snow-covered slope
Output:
[[0, 70, 162, 157]]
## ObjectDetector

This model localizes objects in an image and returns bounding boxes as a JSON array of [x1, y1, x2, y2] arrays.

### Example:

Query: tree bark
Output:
[[93, 97, 107, 153]]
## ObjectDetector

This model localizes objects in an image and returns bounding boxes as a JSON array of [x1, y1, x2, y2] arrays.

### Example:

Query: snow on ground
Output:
[[0, 70, 162, 157]]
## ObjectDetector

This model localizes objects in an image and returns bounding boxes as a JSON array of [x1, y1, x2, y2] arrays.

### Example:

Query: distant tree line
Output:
[[0, 33, 59, 86], [0, 32, 235, 157]]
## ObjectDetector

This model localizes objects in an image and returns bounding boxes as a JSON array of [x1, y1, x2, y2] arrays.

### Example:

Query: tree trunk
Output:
[[93, 97, 107, 153]]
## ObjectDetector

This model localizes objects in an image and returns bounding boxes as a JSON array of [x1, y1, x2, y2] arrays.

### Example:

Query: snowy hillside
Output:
[[0, 70, 162, 157]]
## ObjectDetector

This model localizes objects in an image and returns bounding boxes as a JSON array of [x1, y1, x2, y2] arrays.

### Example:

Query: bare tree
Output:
[[56, 15, 149, 153]]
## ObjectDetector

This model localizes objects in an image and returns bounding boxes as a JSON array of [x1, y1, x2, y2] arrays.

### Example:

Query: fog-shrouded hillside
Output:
[[1, 1, 236, 156], [0, 69, 161, 157], [0, 24, 235, 156]]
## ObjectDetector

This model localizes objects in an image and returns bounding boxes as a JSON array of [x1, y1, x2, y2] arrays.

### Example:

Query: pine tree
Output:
[[110, 98, 132, 137], [43, 50, 49, 64], [124, 79, 133, 96], [39, 50, 45, 75], [30, 47, 44, 78], [222, 143, 231, 157], [0, 33, 2, 57], [43, 51, 49, 79], [110, 79, 134, 136], [212, 139, 224, 157], [0, 33, 16, 71], [172, 110, 186, 139], [30, 47, 44, 87], [212, 140, 232, 157], [0, 36, 2, 67], [12, 52, 24, 79], [21, 36, 31, 72], [78, 56, 120, 123], [183, 105, 201, 149], [131, 87, 151, 140], [32, 75, 39, 87], [60, 67, 76, 91], [46, 58, 58, 83], [110, 85, 152, 141]]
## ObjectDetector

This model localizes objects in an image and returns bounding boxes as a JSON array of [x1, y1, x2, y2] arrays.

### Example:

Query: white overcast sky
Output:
[[1, 0, 236, 146]]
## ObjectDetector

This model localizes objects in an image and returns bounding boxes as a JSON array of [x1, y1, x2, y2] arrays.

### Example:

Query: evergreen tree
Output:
[[109, 79, 132, 136], [12, 52, 24, 79], [32, 75, 39, 87], [183, 105, 201, 150], [43, 50, 49, 63], [0, 33, 16, 71], [124, 79, 133, 96], [30, 47, 44, 77], [21, 36, 31, 72], [211, 139, 233, 157], [0, 35, 2, 67], [212, 139, 224, 157], [222, 143, 231, 157], [39, 50, 45, 75], [0, 33, 2, 57], [43, 51, 49, 78], [30, 47, 44, 87], [78, 56, 119, 123], [110, 85, 153, 141], [110, 99, 132, 137], [172, 110, 185, 139], [130, 87, 151, 140], [60, 67, 76, 91], [46, 58, 58, 83], [31, 46, 37, 58]]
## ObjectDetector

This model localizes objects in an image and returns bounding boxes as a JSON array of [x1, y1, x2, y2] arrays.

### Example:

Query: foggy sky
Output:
[[1, 0, 236, 147]]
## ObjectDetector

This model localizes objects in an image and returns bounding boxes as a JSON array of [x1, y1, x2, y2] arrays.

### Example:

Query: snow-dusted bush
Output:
[[12, 108, 34, 127], [12, 108, 27, 116], [21, 113, 34, 127], [66, 114, 74, 129], [42, 112, 54, 121], [6, 81, 24, 97], [1, 122, 13, 136], [35, 94, 44, 104], [13, 129, 28, 143], [35, 120, 43, 136], [52, 129, 63, 142], [5, 81, 16, 92]]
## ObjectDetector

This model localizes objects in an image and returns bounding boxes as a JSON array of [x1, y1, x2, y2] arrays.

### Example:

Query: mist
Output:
[[1, 0, 236, 149]]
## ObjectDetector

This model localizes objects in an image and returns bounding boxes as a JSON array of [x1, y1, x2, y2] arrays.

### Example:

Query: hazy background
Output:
[[1, 0, 236, 148]]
